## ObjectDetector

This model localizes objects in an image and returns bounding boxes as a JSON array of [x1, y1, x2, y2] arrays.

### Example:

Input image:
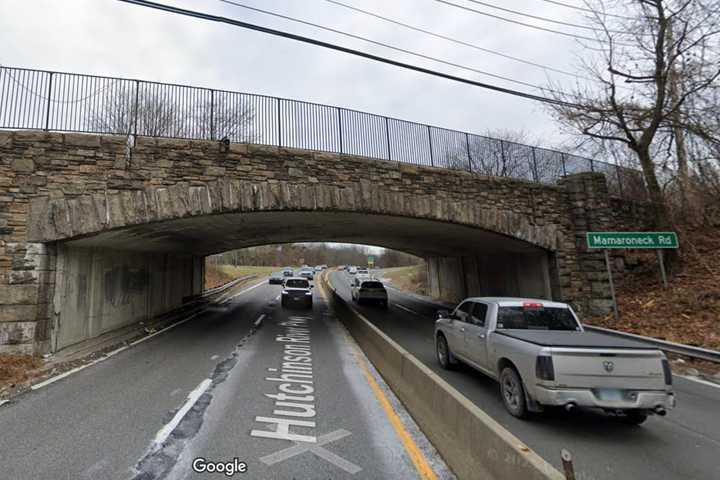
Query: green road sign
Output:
[[586, 232, 679, 249]]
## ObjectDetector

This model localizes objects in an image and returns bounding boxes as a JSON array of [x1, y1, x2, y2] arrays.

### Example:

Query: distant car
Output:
[[299, 268, 314, 280], [356, 267, 369, 277], [281, 277, 313, 308], [314, 265, 323, 272], [269, 271, 284, 285], [282, 268, 294, 277], [351, 279, 388, 307], [339, 265, 347, 271], [348, 266, 358, 275]]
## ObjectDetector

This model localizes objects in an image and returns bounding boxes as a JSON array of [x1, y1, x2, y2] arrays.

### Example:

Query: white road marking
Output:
[[210, 355, 219, 361], [29, 280, 266, 392], [129, 313, 199, 347], [221, 280, 267, 304], [152, 378, 211, 449], [394, 303, 420, 316], [260, 429, 361, 474], [254, 314, 266, 327], [677, 374, 720, 389], [169, 388, 183, 397]]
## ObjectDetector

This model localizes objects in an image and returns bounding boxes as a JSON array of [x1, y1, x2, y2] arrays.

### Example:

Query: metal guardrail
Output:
[[0, 65, 647, 199], [584, 325, 720, 364]]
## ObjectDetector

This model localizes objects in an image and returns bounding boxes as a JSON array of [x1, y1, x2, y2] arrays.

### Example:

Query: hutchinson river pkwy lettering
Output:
[[251, 316, 317, 443]]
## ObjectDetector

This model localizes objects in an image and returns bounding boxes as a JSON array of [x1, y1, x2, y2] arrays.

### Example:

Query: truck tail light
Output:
[[523, 302, 544, 309], [661, 358, 673, 385], [536, 356, 555, 381]]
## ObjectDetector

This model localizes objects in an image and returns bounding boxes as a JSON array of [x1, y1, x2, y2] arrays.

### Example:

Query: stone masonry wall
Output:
[[0, 130, 652, 352]]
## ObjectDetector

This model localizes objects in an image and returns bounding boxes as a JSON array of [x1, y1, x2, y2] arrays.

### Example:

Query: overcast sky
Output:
[[1, 0, 595, 148]]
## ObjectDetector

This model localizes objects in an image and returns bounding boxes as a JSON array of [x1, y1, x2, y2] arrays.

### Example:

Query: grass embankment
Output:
[[205, 265, 279, 289], [0, 354, 42, 394], [378, 264, 428, 296]]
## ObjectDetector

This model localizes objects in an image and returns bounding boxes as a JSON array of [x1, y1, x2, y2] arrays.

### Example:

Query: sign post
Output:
[[367, 255, 375, 269], [603, 250, 619, 321], [586, 231, 679, 318]]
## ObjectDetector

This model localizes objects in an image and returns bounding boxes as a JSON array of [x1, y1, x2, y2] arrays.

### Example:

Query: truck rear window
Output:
[[285, 279, 309, 288], [496, 307, 579, 331], [361, 281, 384, 289]]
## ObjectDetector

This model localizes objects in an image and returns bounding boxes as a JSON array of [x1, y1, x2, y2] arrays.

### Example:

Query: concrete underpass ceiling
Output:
[[64, 211, 546, 258]]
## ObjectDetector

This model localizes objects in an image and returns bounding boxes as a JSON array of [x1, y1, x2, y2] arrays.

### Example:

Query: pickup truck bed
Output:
[[494, 330, 652, 349]]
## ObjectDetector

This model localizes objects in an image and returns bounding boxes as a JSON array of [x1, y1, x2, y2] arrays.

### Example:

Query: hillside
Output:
[[586, 226, 720, 352]]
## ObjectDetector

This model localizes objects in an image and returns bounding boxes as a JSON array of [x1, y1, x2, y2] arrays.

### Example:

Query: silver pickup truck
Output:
[[435, 297, 675, 424]]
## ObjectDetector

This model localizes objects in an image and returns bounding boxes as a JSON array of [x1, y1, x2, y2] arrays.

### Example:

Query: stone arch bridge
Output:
[[0, 130, 653, 353]]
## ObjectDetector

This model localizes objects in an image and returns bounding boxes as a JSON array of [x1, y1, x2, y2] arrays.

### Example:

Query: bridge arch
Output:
[[1, 131, 653, 353]]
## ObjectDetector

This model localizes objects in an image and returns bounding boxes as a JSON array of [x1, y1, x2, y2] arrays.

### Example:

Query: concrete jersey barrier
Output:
[[321, 275, 564, 480]]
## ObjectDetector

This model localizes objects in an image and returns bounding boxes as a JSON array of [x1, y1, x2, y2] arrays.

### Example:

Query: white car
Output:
[[281, 277, 313, 309], [348, 266, 358, 275], [351, 279, 388, 308]]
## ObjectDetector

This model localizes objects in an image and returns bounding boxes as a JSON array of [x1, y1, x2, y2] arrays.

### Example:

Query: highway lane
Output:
[[330, 270, 720, 480], [0, 279, 451, 480]]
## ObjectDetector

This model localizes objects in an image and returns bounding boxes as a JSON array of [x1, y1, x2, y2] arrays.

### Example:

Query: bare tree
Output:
[[90, 85, 256, 141], [547, 0, 720, 228]]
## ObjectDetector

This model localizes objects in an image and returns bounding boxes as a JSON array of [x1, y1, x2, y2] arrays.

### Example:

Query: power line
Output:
[[539, 0, 626, 19], [325, 0, 584, 79], [217, 0, 567, 93], [432, 0, 632, 46], [462, 0, 631, 34], [115, 0, 578, 107]]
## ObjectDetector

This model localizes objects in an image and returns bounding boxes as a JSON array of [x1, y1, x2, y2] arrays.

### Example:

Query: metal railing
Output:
[[0, 66, 646, 198]]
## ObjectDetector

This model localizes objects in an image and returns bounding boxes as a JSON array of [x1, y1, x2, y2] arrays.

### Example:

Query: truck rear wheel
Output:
[[500, 367, 529, 419]]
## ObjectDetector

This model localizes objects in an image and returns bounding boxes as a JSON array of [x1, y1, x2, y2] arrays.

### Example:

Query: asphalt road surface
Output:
[[0, 279, 453, 480], [330, 270, 720, 480]]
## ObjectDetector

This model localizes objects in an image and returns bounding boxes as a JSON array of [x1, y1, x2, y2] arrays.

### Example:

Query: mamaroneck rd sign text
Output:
[[586, 232, 679, 250]]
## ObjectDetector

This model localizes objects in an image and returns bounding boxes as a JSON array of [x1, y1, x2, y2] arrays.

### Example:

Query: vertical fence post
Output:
[[427, 125, 434, 167], [500, 140, 507, 177], [337, 107, 343, 154], [589, 158, 595, 173], [615, 164, 624, 198], [465, 132, 472, 173], [561, 152, 567, 177], [209, 89, 215, 141], [276, 98, 282, 147], [531, 146, 540, 183], [385, 117, 392, 161], [44, 72, 53, 131], [132, 80, 140, 138]]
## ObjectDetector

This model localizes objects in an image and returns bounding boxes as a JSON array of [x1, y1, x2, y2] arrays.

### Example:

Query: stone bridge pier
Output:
[[0, 130, 654, 354]]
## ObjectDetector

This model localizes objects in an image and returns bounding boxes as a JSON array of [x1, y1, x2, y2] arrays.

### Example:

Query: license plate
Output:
[[596, 389, 623, 401]]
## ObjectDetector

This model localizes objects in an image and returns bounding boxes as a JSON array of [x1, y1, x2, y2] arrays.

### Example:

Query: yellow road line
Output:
[[353, 348, 439, 480], [319, 273, 438, 480]]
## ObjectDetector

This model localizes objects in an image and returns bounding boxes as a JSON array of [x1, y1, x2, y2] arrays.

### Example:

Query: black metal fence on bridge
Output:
[[0, 66, 647, 199]]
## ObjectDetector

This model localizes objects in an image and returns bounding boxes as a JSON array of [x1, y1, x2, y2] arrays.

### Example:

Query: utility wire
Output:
[[217, 0, 568, 93], [539, 0, 626, 19], [432, 0, 632, 46], [115, 0, 578, 107], [325, 0, 585, 79], [462, 0, 633, 34]]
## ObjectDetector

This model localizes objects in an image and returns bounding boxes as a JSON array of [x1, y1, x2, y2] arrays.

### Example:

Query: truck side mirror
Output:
[[437, 310, 450, 320]]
